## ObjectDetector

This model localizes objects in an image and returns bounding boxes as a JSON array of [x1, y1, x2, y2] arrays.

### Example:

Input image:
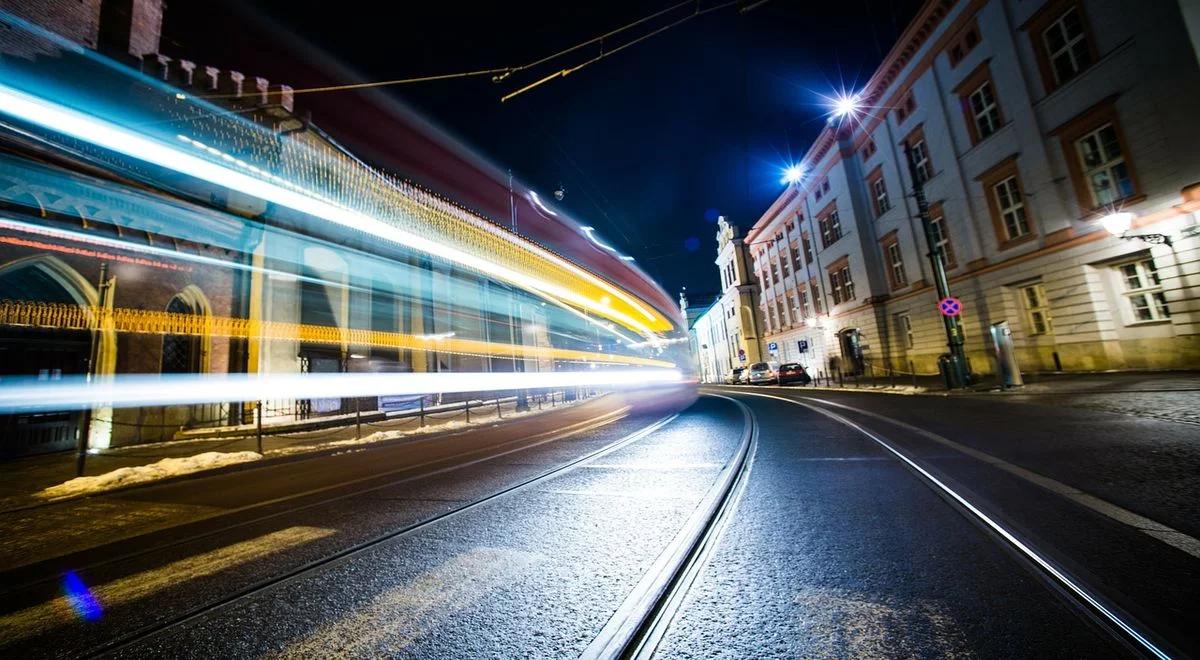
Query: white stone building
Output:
[[687, 217, 765, 382], [748, 0, 1200, 378]]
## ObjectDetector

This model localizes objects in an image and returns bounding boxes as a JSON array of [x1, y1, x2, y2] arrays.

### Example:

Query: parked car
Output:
[[747, 361, 777, 385], [777, 362, 811, 385], [724, 367, 746, 385]]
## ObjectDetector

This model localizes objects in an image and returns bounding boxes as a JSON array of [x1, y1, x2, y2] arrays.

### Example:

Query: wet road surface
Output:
[[3, 384, 1194, 657]]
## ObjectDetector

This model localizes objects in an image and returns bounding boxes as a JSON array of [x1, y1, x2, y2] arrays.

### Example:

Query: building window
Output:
[[954, 62, 1003, 145], [897, 313, 914, 349], [1076, 123, 1135, 207], [886, 240, 907, 289], [895, 92, 918, 123], [802, 233, 814, 262], [994, 176, 1030, 241], [1026, 2, 1096, 92], [979, 157, 1035, 248], [818, 207, 842, 248], [946, 19, 981, 67], [1117, 258, 1171, 322], [810, 279, 823, 314], [968, 81, 1001, 140], [867, 167, 890, 217], [1043, 6, 1091, 86], [797, 287, 809, 317], [903, 128, 932, 184], [929, 212, 956, 269], [770, 261, 780, 285], [1020, 283, 1053, 335], [780, 255, 790, 278], [776, 298, 788, 326], [790, 243, 803, 271], [828, 262, 855, 306], [860, 138, 877, 162]]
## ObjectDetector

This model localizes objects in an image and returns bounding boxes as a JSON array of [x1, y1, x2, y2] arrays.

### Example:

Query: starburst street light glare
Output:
[[830, 92, 862, 120], [781, 164, 804, 185]]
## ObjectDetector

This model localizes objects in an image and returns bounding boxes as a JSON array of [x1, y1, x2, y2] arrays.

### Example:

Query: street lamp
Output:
[[826, 91, 863, 123], [781, 164, 805, 185], [1099, 211, 1172, 246]]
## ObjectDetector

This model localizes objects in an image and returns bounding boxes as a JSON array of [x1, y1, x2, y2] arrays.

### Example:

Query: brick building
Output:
[[747, 0, 1200, 378]]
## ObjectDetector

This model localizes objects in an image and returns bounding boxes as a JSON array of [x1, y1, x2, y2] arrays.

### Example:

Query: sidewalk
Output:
[[738, 370, 1200, 426], [0, 391, 591, 512]]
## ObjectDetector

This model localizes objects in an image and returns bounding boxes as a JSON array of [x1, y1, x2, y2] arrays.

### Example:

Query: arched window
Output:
[[161, 295, 201, 374]]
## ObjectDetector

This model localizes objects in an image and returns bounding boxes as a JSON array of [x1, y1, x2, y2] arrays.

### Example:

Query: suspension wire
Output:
[[501, 0, 741, 103], [195, 0, 758, 101]]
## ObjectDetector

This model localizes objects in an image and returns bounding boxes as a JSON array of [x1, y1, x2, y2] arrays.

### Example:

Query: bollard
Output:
[[910, 360, 917, 389], [465, 399, 471, 423], [496, 396, 502, 419], [551, 391, 556, 407], [355, 397, 362, 440], [256, 401, 264, 455], [890, 366, 895, 388]]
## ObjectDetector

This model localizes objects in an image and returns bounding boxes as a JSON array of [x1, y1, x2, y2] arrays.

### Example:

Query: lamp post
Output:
[[1099, 211, 1172, 246], [903, 143, 970, 388]]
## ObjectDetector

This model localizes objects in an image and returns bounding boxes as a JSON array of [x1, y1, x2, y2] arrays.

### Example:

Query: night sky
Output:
[[162, 0, 922, 301]]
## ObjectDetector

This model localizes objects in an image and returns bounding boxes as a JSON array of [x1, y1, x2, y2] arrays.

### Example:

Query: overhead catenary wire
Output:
[[195, 0, 762, 102]]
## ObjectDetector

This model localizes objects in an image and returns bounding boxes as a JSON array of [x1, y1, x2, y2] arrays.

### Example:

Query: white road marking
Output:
[[0, 526, 334, 640], [798, 395, 1200, 560]]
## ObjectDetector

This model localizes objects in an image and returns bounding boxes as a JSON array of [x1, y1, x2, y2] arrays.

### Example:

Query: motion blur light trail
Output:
[[0, 81, 672, 336], [0, 370, 684, 413], [0, 300, 675, 367]]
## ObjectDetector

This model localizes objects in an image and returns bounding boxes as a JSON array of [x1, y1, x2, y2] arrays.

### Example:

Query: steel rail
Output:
[[87, 410, 682, 658], [729, 389, 1175, 660], [581, 393, 758, 659], [1, 404, 629, 597]]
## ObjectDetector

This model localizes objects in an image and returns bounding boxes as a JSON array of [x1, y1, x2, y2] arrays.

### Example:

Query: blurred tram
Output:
[[0, 12, 689, 457]]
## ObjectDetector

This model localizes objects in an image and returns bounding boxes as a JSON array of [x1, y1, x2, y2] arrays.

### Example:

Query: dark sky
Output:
[[162, 0, 923, 299]]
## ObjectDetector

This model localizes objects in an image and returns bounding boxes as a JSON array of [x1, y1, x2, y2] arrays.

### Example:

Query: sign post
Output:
[[904, 144, 970, 387]]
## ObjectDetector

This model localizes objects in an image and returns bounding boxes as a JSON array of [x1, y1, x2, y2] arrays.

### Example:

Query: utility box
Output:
[[990, 321, 1024, 388]]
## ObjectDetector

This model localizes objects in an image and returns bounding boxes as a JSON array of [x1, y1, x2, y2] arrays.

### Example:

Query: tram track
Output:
[[84, 410, 684, 658], [0, 402, 633, 599], [582, 393, 758, 659], [724, 388, 1176, 660]]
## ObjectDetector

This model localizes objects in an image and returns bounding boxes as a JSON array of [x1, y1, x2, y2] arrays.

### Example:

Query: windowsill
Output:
[[1125, 319, 1172, 327], [996, 233, 1038, 251], [961, 121, 1014, 157], [1075, 194, 1147, 222], [1033, 39, 1134, 105]]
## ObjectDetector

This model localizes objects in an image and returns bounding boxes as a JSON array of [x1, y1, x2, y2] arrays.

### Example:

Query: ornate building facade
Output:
[[748, 0, 1200, 378]]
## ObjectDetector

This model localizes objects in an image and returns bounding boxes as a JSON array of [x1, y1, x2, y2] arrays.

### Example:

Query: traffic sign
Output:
[[938, 296, 963, 317], [797, 340, 809, 353], [767, 341, 778, 351]]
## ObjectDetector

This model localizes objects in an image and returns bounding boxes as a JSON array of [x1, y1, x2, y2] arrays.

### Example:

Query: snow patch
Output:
[[38, 451, 262, 500]]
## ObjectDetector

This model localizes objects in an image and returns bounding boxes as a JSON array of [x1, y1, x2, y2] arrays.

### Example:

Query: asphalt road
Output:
[[2, 383, 1193, 657]]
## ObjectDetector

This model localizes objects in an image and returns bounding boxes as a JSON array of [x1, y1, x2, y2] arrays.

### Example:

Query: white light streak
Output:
[[0, 83, 662, 335], [528, 191, 558, 216], [0, 370, 684, 413]]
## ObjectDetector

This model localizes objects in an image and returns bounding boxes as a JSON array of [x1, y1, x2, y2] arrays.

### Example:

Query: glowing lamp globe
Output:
[[781, 165, 804, 185], [1099, 211, 1135, 236]]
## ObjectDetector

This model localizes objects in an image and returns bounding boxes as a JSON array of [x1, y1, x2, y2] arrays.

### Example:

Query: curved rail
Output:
[[87, 411, 681, 658], [582, 393, 759, 659]]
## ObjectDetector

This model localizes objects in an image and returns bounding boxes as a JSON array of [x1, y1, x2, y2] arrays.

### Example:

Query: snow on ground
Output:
[[37, 452, 262, 500], [35, 396, 591, 500]]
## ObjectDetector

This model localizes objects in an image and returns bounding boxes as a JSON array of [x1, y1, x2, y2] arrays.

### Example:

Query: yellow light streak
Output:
[[0, 300, 676, 368]]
